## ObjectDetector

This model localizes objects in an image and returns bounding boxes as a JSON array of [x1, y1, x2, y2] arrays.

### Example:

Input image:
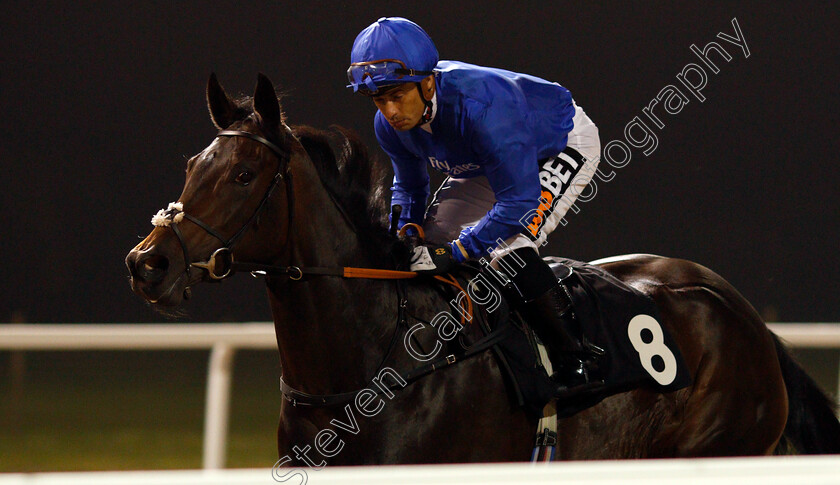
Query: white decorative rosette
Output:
[[151, 202, 185, 227]]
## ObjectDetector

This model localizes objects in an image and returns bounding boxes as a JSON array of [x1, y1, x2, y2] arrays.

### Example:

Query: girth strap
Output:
[[278, 318, 514, 407]]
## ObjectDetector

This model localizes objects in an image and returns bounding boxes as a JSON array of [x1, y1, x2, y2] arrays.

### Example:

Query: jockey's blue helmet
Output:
[[347, 17, 439, 95]]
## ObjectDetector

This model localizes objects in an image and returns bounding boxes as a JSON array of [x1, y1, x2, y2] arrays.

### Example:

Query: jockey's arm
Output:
[[455, 144, 541, 261], [454, 105, 542, 261], [375, 113, 430, 229], [391, 171, 429, 229]]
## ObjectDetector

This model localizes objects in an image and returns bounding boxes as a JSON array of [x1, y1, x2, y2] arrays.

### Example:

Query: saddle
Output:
[[441, 257, 692, 420]]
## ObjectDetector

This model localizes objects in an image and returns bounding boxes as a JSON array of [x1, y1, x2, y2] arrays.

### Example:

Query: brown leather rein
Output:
[[225, 223, 427, 281]]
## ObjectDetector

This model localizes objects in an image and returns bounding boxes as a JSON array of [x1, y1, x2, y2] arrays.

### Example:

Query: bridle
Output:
[[164, 126, 295, 282], [157, 125, 418, 283]]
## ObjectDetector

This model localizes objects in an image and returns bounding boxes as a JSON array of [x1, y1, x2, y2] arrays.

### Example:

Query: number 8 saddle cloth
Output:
[[487, 256, 693, 419]]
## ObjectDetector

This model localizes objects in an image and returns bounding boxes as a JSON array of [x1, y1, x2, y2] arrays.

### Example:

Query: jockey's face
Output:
[[372, 76, 435, 131]]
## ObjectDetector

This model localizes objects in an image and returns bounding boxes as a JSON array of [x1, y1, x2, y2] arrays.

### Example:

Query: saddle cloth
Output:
[[468, 257, 693, 419]]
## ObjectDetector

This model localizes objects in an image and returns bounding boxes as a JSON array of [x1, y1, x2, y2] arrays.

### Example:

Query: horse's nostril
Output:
[[130, 253, 170, 286], [142, 254, 169, 273]]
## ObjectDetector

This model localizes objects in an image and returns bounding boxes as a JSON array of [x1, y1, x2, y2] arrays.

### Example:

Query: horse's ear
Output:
[[253, 73, 283, 132], [206, 73, 237, 129]]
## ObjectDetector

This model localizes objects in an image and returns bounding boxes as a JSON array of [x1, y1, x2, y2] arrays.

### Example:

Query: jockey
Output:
[[347, 17, 603, 392]]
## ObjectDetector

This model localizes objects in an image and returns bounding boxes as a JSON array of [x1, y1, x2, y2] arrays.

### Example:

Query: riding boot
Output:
[[517, 284, 600, 389], [497, 248, 604, 393]]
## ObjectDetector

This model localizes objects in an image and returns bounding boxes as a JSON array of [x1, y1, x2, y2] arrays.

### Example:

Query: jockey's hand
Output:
[[410, 243, 457, 275]]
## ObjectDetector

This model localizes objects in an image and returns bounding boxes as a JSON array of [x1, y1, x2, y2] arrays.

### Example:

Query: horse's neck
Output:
[[267, 154, 397, 393]]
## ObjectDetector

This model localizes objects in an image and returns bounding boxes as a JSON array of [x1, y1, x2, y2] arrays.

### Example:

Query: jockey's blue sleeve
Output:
[[455, 98, 541, 259], [375, 112, 430, 229]]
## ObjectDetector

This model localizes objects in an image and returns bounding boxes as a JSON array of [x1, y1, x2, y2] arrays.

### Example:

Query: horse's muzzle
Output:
[[125, 247, 182, 304]]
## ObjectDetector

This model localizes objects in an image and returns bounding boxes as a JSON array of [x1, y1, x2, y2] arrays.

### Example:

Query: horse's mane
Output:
[[293, 124, 408, 260], [293, 124, 386, 227], [229, 96, 408, 263]]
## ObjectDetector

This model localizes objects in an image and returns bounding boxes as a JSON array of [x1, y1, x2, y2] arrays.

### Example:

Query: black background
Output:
[[2, 2, 837, 324]]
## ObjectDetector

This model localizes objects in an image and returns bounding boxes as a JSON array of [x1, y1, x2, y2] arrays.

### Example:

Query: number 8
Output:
[[627, 314, 677, 386]]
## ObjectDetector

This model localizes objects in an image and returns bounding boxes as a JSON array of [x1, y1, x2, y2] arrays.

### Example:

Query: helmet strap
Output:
[[416, 83, 434, 125]]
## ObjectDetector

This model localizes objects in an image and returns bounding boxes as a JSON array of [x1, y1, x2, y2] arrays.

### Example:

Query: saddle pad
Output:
[[546, 257, 693, 417]]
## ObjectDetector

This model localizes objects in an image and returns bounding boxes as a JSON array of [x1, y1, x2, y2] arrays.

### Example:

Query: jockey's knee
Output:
[[421, 218, 458, 245], [489, 234, 539, 269]]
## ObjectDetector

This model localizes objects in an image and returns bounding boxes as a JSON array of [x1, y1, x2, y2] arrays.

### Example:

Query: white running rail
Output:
[[1, 455, 840, 484], [0, 322, 838, 469]]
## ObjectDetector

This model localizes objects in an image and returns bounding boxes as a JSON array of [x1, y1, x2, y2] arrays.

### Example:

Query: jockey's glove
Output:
[[410, 243, 459, 275]]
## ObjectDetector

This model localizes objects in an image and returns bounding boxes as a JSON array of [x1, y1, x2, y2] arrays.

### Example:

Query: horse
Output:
[[126, 73, 840, 465]]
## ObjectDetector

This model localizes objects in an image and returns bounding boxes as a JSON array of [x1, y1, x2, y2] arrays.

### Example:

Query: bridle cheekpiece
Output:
[[150, 126, 295, 282]]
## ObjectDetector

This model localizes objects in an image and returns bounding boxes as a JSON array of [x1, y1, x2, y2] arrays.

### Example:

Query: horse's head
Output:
[[126, 73, 296, 306]]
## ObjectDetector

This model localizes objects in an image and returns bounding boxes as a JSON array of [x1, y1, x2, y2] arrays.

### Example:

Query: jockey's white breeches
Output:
[[424, 102, 601, 263]]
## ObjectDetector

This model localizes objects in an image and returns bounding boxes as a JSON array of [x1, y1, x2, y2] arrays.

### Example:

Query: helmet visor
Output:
[[347, 59, 433, 94]]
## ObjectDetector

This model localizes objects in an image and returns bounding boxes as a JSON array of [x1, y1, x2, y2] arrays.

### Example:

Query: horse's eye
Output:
[[235, 171, 253, 186]]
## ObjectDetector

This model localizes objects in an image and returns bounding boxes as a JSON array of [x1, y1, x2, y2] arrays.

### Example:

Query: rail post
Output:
[[202, 342, 236, 469]]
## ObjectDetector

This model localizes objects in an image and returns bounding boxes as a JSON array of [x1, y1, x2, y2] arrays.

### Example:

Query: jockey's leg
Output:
[[422, 104, 603, 392], [494, 244, 603, 390], [494, 103, 603, 391], [424, 101, 600, 247], [423, 176, 496, 245], [526, 104, 601, 249]]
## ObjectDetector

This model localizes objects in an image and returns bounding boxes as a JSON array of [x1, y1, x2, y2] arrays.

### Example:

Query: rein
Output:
[[229, 261, 417, 280]]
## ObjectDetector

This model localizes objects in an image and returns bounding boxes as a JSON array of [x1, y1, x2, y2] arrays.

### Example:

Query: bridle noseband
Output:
[[162, 127, 295, 282]]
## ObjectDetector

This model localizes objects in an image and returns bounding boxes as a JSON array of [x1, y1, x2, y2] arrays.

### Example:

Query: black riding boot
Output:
[[497, 248, 603, 393], [518, 284, 598, 388]]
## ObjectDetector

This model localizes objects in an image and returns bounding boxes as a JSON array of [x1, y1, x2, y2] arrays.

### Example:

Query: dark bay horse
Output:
[[126, 74, 840, 464]]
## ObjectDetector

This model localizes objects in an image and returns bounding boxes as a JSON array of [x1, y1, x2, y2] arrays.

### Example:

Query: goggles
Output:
[[347, 59, 434, 94]]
